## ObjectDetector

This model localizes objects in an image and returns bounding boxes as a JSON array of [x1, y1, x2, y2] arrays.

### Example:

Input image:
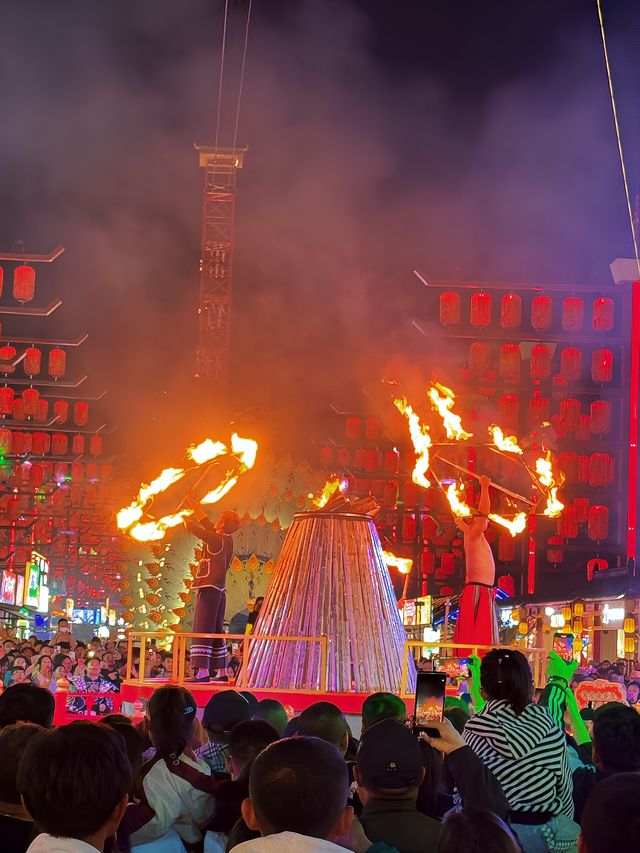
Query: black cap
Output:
[[356, 718, 424, 789], [202, 690, 251, 730]]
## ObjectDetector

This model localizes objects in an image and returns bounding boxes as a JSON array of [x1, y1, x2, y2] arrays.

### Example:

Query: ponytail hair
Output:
[[480, 649, 533, 714], [148, 686, 197, 758]]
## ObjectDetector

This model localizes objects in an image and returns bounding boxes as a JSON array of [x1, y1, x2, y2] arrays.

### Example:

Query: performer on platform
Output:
[[453, 474, 499, 650], [183, 493, 240, 683]]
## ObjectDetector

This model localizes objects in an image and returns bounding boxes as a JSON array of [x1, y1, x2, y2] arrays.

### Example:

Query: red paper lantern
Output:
[[497, 574, 516, 597], [562, 297, 584, 331], [590, 400, 612, 435], [54, 462, 68, 482], [422, 550, 435, 576], [559, 398, 581, 432], [560, 347, 582, 382], [440, 552, 455, 574], [578, 455, 590, 483], [529, 396, 551, 426], [0, 387, 14, 415], [72, 435, 85, 455], [588, 505, 609, 540], [336, 447, 350, 467], [48, 348, 66, 379], [363, 449, 381, 472], [0, 345, 16, 375], [0, 429, 11, 455], [36, 399, 48, 423], [71, 462, 83, 482], [498, 533, 516, 562], [382, 481, 398, 506], [320, 446, 333, 468], [469, 341, 491, 376], [365, 417, 381, 440], [384, 449, 399, 473], [439, 291, 461, 326], [54, 400, 69, 424], [13, 265, 35, 303], [498, 394, 519, 430], [23, 347, 42, 376], [500, 293, 522, 328], [100, 463, 113, 480], [30, 464, 44, 487], [593, 297, 614, 331], [499, 344, 521, 383], [573, 497, 589, 523], [592, 349, 613, 383], [31, 432, 50, 455], [403, 482, 420, 507], [73, 402, 89, 426], [22, 388, 39, 416], [530, 344, 552, 380], [470, 291, 491, 326], [51, 434, 68, 456], [353, 448, 366, 470], [344, 417, 361, 440], [87, 463, 99, 481], [558, 451, 578, 484], [577, 414, 591, 441], [557, 506, 578, 539], [589, 453, 614, 487], [402, 515, 417, 542], [547, 536, 564, 564], [531, 295, 553, 331]]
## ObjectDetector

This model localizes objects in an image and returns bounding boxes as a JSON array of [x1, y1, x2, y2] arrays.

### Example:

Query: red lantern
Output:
[[557, 506, 578, 539], [497, 574, 516, 597], [71, 462, 83, 482], [439, 291, 461, 326], [547, 536, 564, 564], [51, 434, 68, 456], [559, 398, 581, 432], [573, 497, 589, 523], [0, 387, 14, 415], [320, 446, 333, 468], [529, 396, 550, 426], [560, 347, 582, 382], [498, 533, 516, 562], [13, 265, 36, 303], [363, 449, 382, 472], [562, 297, 584, 331], [72, 435, 85, 455], [470, 291, 491, 326], [469, 341, 491, 376], [382, 481, 398, 506], [498, 394, 519, 430], [365, 417, 381, 440], [100, 463, 113, 480], [22, 388, 39, 416], [592, 349, 613, 383], [87, 463, 99, 481], [30, 464, 44, 488], [73, 402, 89, 426], [500, 293, 522, 328], [588, 505, 609, 540], [402, 515, 417, 542], [590, 401, 612, 435], [336, 447, 350, 467], [499, 344, 520, 383], [530, 345, 552, 380], [344, 417, 361, 440], [422, 550, 435, 576], [0, 345, 16, 375], [440, 552, 455, 575], [0, 429, 11, 455], [403, 482, 420, 507], [593, 297, 614, 331], [31, 432, 50, 455], [353, 448, 365, 470], [53, 400, 69, 424], [23, 347, 42, 376], [589, 453, 614, 487], [36, 399, 48, 423], [384, 449, 399, 473], [578, 455, 590, 483], [531, 295, 553, 331], [558, 451, 578, 484], [577, 415, 591, 441], [48, 348, 66, 379]]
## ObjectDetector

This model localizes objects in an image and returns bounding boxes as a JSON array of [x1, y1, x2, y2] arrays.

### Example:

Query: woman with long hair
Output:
[[29, 655, 53, 689]]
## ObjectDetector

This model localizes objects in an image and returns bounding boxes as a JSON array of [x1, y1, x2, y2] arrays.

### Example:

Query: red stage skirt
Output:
[[453, 582, 499, 656]]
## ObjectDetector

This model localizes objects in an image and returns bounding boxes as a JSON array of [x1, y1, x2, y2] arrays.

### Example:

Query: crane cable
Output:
[[596, 0, 640, 278], [213, 0, 230, 158], [232, 0, 253, 153]]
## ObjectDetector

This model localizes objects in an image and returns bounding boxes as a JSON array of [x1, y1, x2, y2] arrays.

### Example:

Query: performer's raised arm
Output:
[[183, 493, 224, 551], [477, 474, 491, 516]]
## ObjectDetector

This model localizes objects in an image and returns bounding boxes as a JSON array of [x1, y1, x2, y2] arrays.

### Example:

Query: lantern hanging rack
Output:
[[0, 300, 63, 318], [5, 422, 112, 436], [413, 271, 626, 294], [0, 333, 88, 347], [0, 245, 65, 264], [5, 375, 88, 389], [409, 320, 626, 347]]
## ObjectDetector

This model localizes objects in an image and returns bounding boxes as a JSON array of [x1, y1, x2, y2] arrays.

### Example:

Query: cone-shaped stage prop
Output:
[[246, 511, 413, 693]]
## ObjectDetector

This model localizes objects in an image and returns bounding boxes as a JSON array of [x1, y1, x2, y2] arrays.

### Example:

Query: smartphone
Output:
[[552, 633, 574, 663], [413, 671, 446, 737], [436, 657, 470, 679]]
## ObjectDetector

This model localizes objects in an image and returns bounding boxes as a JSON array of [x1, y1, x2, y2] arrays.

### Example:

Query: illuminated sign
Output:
[[402, 596, 432, 627], [602, 603, 625, 625], [16, 575, 25, 608], [31, 552, 49, 614], [0, 571, 17, 605], [24, 563, 40, 608]]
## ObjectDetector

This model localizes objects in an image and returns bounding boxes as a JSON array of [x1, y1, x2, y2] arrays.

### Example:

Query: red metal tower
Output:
[[194, 146, 247, 386]]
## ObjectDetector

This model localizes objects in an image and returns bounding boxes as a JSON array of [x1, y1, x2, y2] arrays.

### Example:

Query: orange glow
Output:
[[428, 382, 473, 440], [446, 482, 472, 517], [231, 433, 258, 469], [130, 510, 193, 542], [117, 467, 186, 532], [535, 450, 565, 518], [489, 424, 523, 455], [382, 550, 413, 574], [201, 475, 239, 505], [188, 439, 228, 465], [394, 397, 432, 489], [489, 511, 528, 537], [310, 477, 343, 508]]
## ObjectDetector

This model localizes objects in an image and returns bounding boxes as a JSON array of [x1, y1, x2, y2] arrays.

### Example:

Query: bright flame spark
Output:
[[117, 467, 186, 531], [382, 550, 413, 575], [428, 383, 473, 440], [535, 450, 565, 518], [394, 397, 432, 489], [231, 433, 258, 469], [309, 477, 344, 508], [188, 439, 228, 465], [446, 482, 472, 517], [130, 510, 193, 542], [201, 476, 239, 505], [488, 512, 528, 537], [489, 424, 523, 455]]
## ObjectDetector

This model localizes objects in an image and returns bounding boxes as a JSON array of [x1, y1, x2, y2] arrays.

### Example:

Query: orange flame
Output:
[[382, 550, 413, 574], [309, 477, 344, 508], [428, 383, 473, 440], [231, 433, 258, 469], [394, 397, 432, 489], [117, 467, 186, 531], [535, 450, 564, 518], [188, 439, 228, 465], [489, 425, 523, 455], [446, 482, 472, 517], [130, 510, 193, 542], [489, 512, 528, 537], [201, 475, 239, 506]]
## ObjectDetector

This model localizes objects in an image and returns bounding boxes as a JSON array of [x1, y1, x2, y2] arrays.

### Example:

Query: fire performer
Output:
[[182, 492, 240, 682], [453, 474, 499, 651]]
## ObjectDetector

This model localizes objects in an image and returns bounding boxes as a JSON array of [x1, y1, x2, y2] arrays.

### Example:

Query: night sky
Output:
[[0, 0, 639, 474]]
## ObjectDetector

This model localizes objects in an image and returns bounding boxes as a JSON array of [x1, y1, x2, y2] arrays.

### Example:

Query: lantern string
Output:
[[596, 0, 640, 279], [232, 0, 253, 154]]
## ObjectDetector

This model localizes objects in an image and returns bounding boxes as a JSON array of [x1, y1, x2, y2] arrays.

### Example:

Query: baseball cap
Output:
[[356, 718, 424, 789], [202, 690, 252, 730]]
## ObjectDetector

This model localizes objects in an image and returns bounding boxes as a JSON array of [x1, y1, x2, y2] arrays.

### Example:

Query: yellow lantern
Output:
[[511, 609, 520, 622], [624, 617, 636, 634], [561, 605, 572, 622], [624, 637, 636, 655], [572, 618, 583, 635], [573, 637, 582, 652], [573, 601, 585, 617], [562, 623, 572, 635], [518, 621, 528, 635]]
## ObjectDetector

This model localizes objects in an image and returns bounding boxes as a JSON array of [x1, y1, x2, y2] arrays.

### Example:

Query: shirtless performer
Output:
[[453, 474, 499, 651]]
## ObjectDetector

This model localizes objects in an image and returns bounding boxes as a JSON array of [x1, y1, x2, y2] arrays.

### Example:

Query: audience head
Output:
[[283, 715, 300, 738], [0, 723, 42, 804], [437, 808, 521, 853], [228, 719, 279, 779], [239, 690, 260, 717], [355, 718, 425, 801], [104, 720, 145, 793], [361, 692, 407, 731], [0, 682, 55, 728], [579, 772, 640, 853], [243, 736, 351, 840], [480, 649, 533, 714], [57, 617, 70, 633], [18, 721, 130, 845], [202, 689, 252, 738], [148, 685, 197, 757], [86, 658, 102, 679], [255, 698, 288, 736], [444, 704, 471, 734], [627, 681, 640, 704], [297, 701, 349, 755], [592, 703, 640, 771]]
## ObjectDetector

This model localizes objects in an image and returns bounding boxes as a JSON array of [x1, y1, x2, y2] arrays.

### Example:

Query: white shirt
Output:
[[233, 832, 352, 853], [27, 835, 101, 853]]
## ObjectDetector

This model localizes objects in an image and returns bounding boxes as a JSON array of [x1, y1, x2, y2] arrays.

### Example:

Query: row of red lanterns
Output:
[[498, 394, 613, 435], [0, 429, 103, 457], [440, 291, 616, 332], [0, 265, 37, 304], [468, 341, 614, 384], [0, 389, 89, 425], [556, 451, 614, 486], [18, 347, 67, 378], [320, 445, 400, 473], [547, 506, 610, 560], [344, 416, 383, 441]]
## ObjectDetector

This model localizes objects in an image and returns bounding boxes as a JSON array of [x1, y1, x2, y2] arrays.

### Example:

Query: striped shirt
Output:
[[463, 699, 574, 817]]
